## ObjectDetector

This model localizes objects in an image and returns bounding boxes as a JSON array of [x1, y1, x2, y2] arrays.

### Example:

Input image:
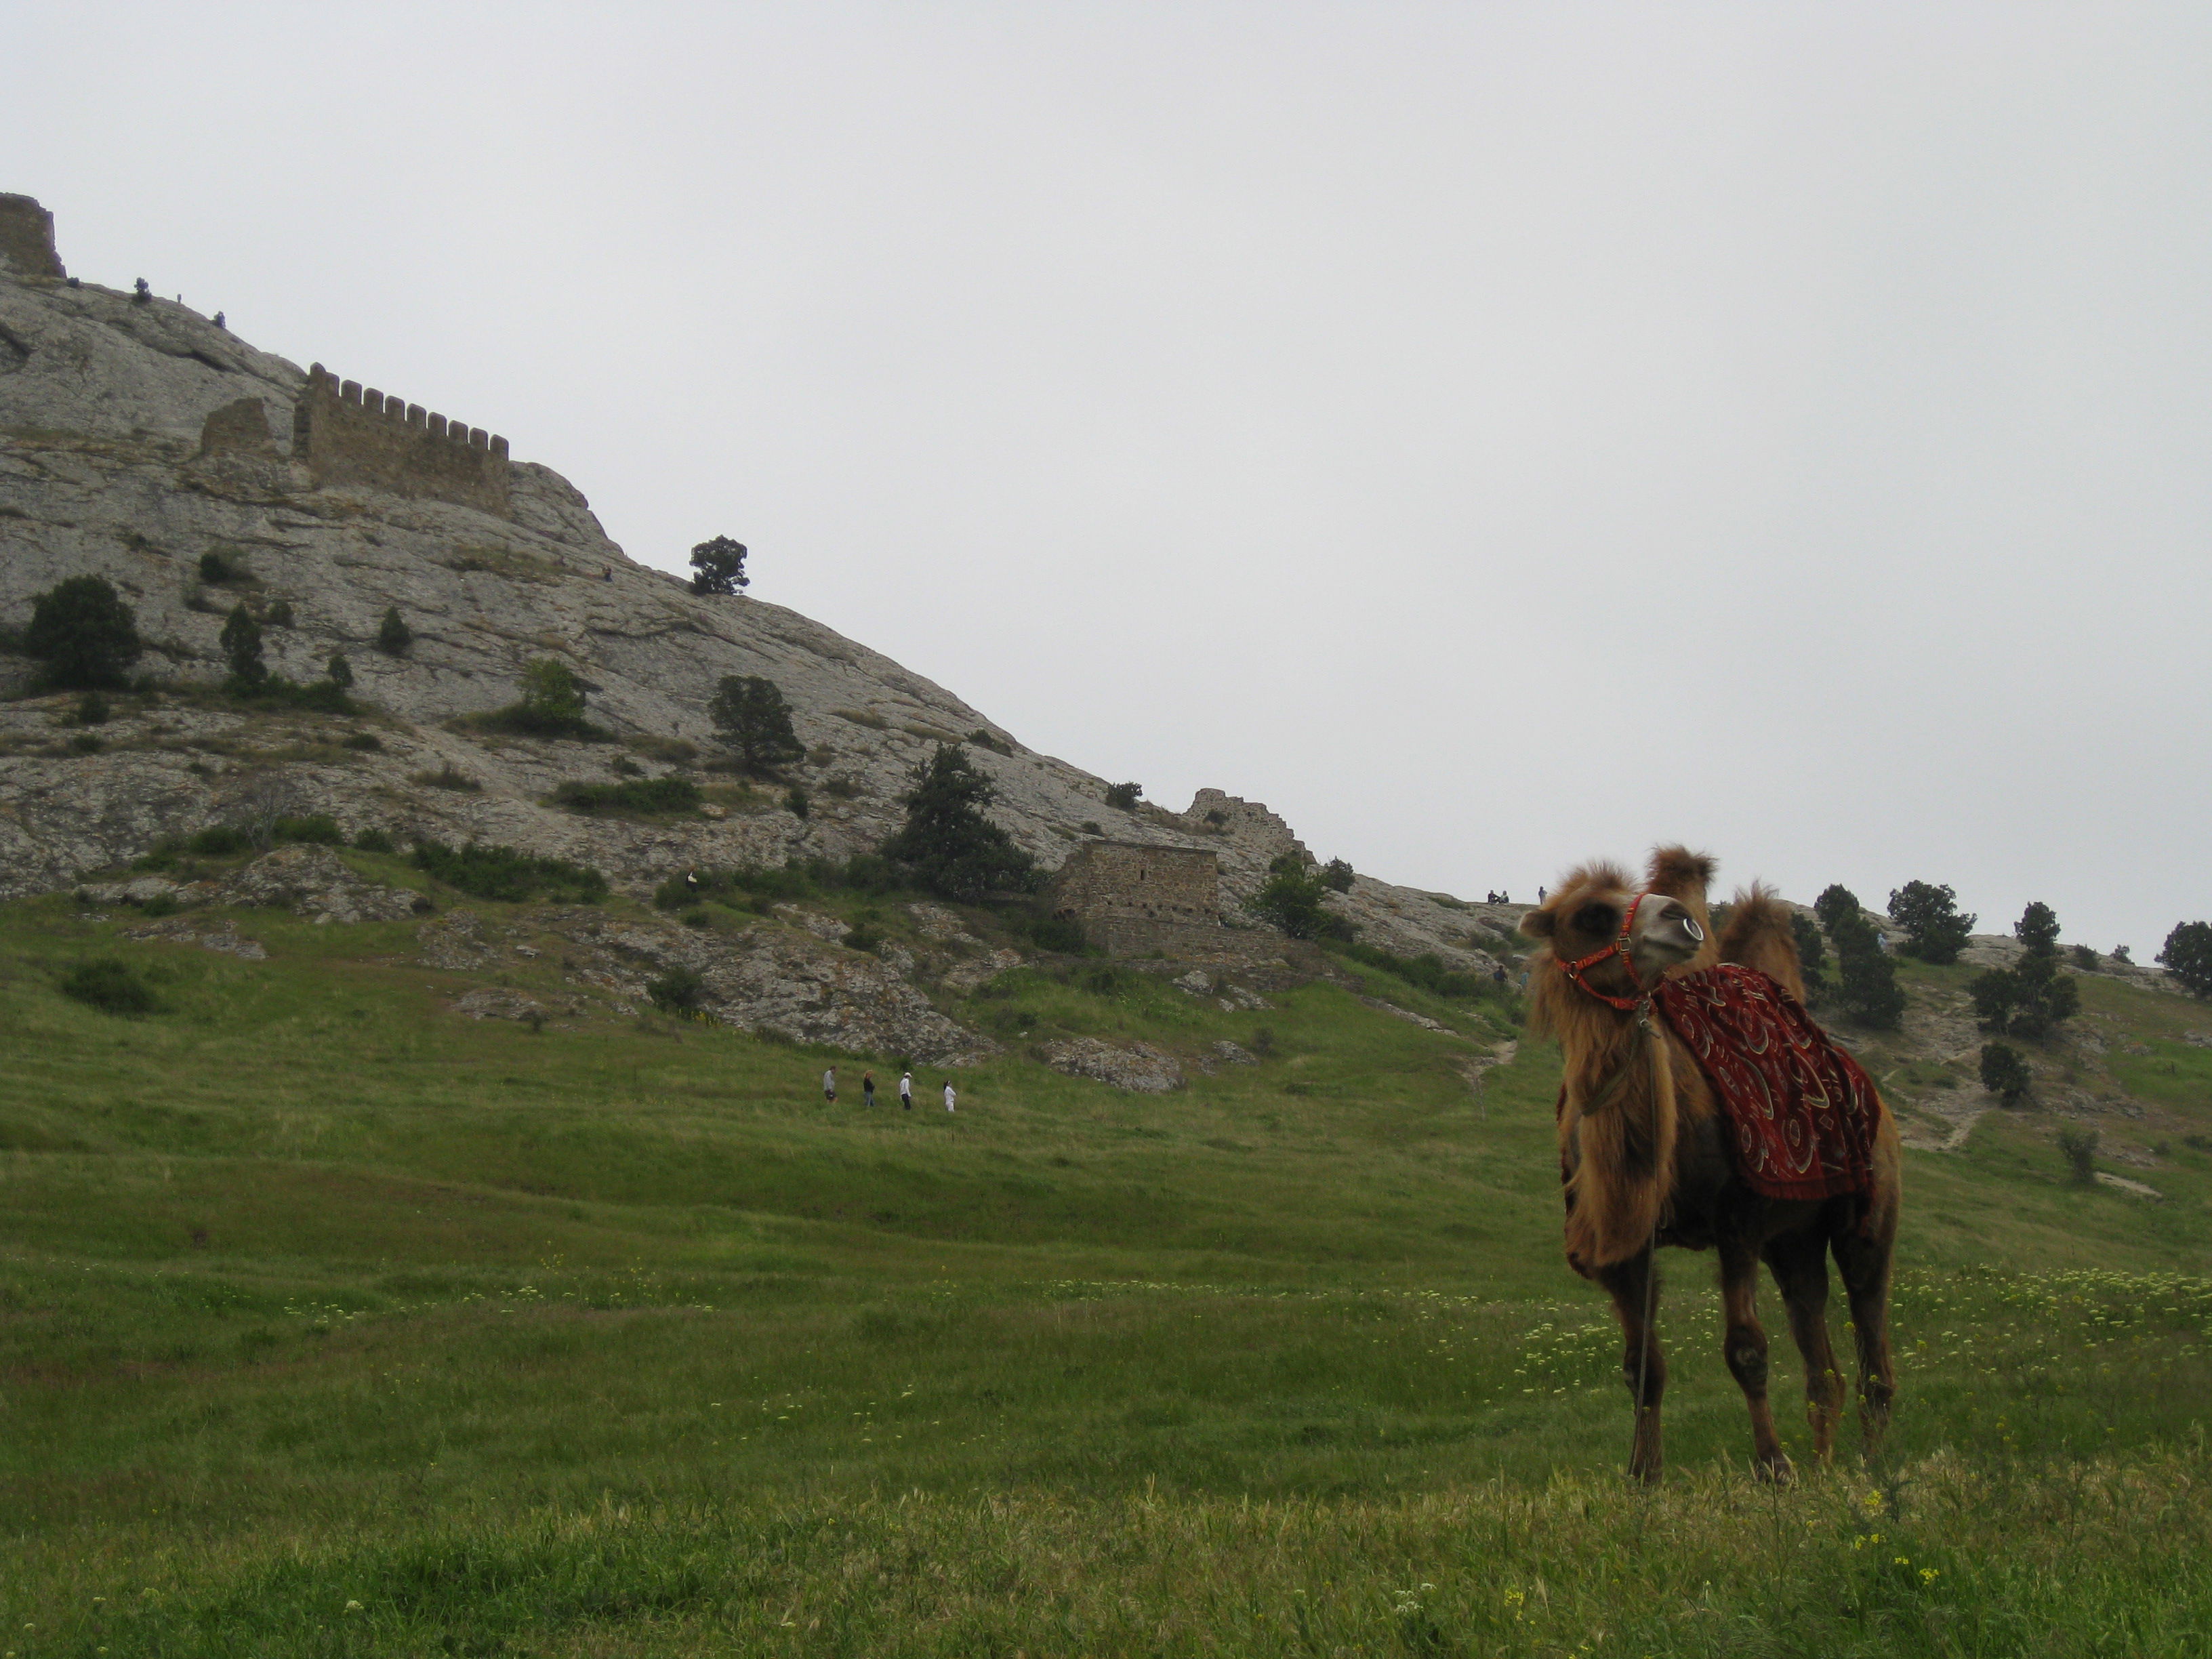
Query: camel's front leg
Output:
[[1597, 1247, 1667, 1484], [1719, 1235, 1793, 1481]]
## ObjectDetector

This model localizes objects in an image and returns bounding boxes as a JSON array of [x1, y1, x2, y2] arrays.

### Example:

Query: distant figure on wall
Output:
[[900, 1071, 914, 1110], [863, 1070, 876, 1107], [943, 1080, 957, 1113], [821, 1067, 836, 1104]]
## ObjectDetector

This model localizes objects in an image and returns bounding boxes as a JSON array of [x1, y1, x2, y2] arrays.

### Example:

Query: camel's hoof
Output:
[[1755, 1453, 1795, 1486]]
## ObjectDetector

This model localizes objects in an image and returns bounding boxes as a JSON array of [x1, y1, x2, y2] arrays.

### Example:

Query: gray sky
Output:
[[12, 3, 2211, 954]]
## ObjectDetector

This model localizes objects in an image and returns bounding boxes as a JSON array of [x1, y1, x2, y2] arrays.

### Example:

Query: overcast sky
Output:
[[12, 4, 2210, 953]]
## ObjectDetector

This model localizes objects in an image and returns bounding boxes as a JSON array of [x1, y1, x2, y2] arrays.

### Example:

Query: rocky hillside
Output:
[[0, 196, 1511, 973]]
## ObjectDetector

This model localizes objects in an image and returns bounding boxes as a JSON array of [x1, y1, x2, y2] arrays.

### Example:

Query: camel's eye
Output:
[[1573, 901, 1617, 937]]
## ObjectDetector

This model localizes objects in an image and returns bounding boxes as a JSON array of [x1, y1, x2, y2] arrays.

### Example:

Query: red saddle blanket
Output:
[[1651, 964, 1881, 1202]]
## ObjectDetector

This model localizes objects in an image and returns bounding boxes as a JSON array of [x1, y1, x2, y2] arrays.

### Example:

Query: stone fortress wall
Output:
[[0, 194, 64, 279], [1050, 838, 1309, 966], [293, 363, 511, 517]]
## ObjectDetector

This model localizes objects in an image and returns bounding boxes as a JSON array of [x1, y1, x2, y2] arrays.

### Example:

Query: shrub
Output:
[[1250, 1026, 1277, 1057], [550, 777, 701, 817], [375, 607, 412, 655], [966, 729, 1012, 756], [2018, 901, 2062, 958], [516, 658, 589, 732], [1081, 820, 1103, 835], [412, 764, 480, 792], [845, 926, 882, 954], [352, 827, 396, 854], [198, 549, 243, 586], [689, 535, 750, 596], [1830, 912, 1905, 1029], [610, 756, 643, 778], [1248, 856, 1355, 943], [1812, 884, 1861, 937], [2071, 943, 2101, 970], [2158, 921, 2212, 998], [76, 691, 110, 726], [1971, 903, 2081, 1038], [1887, 880, 1977, 964], [1011, 910, 1088, 954], [272, 813, 344, 846], [1103, 782, 1142, 811], [60, 957, 159, 1016], [1320, 857, 1355, 893], [68, 733, 104, 755], [784, 785, 811, 819], [879, 745, 1037, 901], [264, 597, 294, 628], [647, 966, 708, 1012], [1338, 939, 1481, 998], [220, 602, 266, 691], [186, 825, 250, 857], [2056, 1125, 2100, 1186], [412, 840, 608, 904], [23, 575, 144, 689], [1980, 1041, 2031, 1105], [327, 653, 354, 689], [343, 731, 381, 752], [707, 676, 805, 775]]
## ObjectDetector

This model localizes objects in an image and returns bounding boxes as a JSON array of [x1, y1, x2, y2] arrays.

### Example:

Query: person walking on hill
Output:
[[899, 1070, 913, 1110], [821, 1066, 837, 1104], [943, 1080, 957, 1113], [862, 1070, 876, 1107]]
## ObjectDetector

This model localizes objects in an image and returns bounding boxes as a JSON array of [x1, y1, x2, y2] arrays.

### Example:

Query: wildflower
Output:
[[344, 1599, 363, 1613], [1920, 1568, 1940, 1584]]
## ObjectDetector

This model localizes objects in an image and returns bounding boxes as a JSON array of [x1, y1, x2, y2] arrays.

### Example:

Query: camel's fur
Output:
[[1521, 846, 1902, 1482]]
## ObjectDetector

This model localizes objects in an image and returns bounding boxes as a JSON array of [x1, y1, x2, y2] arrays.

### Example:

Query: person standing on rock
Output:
[[862, 1070, 876, 1107], [900, 1070, 914, 1110], [943, 1080, 957, 1113], [821, 1066, 836, 1104]]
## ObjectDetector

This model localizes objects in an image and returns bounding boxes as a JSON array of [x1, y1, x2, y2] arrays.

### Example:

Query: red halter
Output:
[[1557, 890, 1651, 1011]]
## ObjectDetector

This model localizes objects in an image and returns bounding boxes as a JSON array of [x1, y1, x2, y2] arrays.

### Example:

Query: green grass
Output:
[[3, 881, 2212, 1654]]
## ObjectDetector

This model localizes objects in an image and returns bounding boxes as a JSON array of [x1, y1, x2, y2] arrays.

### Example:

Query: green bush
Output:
[[551, 777, 701, 817], [220, 602, 266, 690], [1336, 940, 1484, 1000], [1887, 880, 1977, 964], [327, 652, 354, 689], [1790, 913, 1827, 1000], [353, 827, 396, 854], [2071, 944, 2101, 970], [1971, 903, 2081, 1039], [2057, 1126, 2100, 1186], [76, 691, 110, 726], [966, 728, 1012, 756], [186, 826, 251, 857], [198, 549, 245, 585], [412, 764, 480, 792], [1104, 782, 1142, 811], [272, 814, 345, 846], [1980, 1041, 2032, 1105], [1812, 884, 1861, 937], [1246, 855, 1354, 943], [59, 957, 159, 1016], [784, 785, 811, 819], [23, 575, 144, 689], [375, 607, 412, 655], [68, 733, 104, 755], [1321, 858, 1355, 893], [343, 730, 382, 752], [412, 840, 608, 904], [647, 966, 708, 1013], [1010, 910, 1088, 954], [845, 926, 882, 954]]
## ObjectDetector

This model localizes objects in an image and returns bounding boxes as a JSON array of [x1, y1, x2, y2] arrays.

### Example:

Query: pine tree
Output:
[[689, 536, 750, 596], [878, 744, 1036, 901], [2158, 921, 2212, 998], [375, 606, 412, 655], [707, 676, 806, 775], [1830, 912, 1905, 1029], [23, 575, 143, 689], [220, 602, 266, 691], [1886, 880, 1977, 964]]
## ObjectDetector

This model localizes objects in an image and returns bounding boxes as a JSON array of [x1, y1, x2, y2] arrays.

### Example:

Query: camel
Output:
[[1519, 848, 1902, 1484]]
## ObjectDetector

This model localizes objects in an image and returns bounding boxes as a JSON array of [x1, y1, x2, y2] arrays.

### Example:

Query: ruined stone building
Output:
[[291, 364, 512, 516], [1049, 840, 1222, 958]]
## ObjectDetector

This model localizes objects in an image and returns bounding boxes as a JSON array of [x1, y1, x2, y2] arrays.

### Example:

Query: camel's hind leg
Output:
[[1596, 1248, 1667, 1484], [1833, 1225, 1898, 1456], [1717, 1233, 1793, 1481], [1763, 1231, 1845, 1464]]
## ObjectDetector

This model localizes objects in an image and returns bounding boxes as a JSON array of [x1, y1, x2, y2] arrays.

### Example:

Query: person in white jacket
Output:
[[943, 1080, 957, 1113], [821, 1067, 836, 1104], [899, 1071, 913, 1110]]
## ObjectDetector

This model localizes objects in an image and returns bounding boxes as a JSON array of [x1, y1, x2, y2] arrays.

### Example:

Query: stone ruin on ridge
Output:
[[289, 364, 512, 516]]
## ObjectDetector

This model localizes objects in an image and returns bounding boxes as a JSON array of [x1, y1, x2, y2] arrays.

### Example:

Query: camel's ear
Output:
[[1519, 905, 1557, 939], [1645, 845, 1717, 901]]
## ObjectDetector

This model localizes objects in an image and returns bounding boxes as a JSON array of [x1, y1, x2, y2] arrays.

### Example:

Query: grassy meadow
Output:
[[3, 859, 2212, 1655]]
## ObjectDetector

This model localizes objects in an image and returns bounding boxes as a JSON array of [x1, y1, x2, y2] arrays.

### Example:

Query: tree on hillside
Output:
[[514, 658, 590, 735], [23, 575, 142, 689], [1104, 781, 1142, 811], [1887, 880, 1977, 964], [375, 606, 412, 655], [1246, 853, 1356, 943], [1790, 913, 1828, 1003], [1320, 857, 1355, 893], [2158, 922, 2212, 998], [1830, 911, 1905, 1029], [1813, 884, 1861, 937], [327, 652, 354, 689], [689, 536, 750, 596], [879, 743, 1036, 901], [1969, 901, 2080, 1040], [220, 602, 266, 691], [707, 675, 805, 775], [1980, 1041, 2031, 1105]]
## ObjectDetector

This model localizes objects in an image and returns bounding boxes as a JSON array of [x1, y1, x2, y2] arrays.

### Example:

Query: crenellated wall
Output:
[[292, 363, 510, 516]]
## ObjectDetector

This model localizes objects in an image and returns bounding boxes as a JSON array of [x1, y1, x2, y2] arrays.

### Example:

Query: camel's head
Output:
[[1521, 860, 1708, 1003]]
